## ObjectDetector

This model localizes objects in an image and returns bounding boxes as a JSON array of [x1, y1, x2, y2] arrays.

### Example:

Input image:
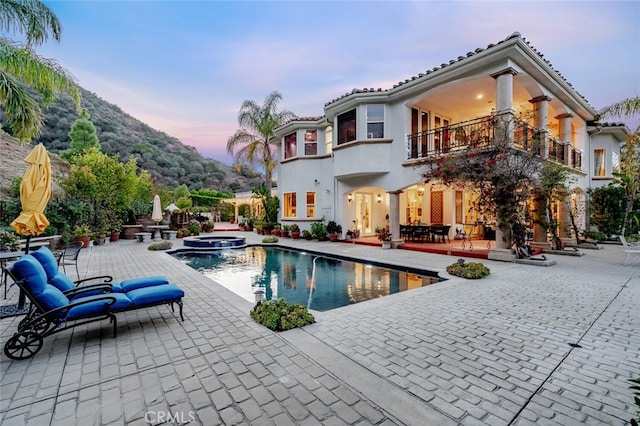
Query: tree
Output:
[[61, 108, 100, 160], [599, 97, 640, 236], [226, 91, 296, 195], [421, 117, 545, 249], [0, 0, 80, 142], [62, 147, 151, 232]]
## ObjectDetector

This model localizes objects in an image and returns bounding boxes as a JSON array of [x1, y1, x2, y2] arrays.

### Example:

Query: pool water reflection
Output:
[[173, 247, 443, 311]]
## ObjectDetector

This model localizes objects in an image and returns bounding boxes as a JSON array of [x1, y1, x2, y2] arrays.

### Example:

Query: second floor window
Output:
[[325, 126, 333, 154], [367, 104, 384, 138], [304, 130, 317, 155], [284, 132, 297, 159], [594, 149, 606, 177], [337, 109, 356, 145]]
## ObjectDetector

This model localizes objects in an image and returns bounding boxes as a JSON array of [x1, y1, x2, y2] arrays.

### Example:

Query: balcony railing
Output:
[[406, 116, 582, 170]]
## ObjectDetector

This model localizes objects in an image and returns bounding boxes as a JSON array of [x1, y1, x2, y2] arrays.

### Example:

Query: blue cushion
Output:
[[39, 287, 71, 314], [126, 283, 184, 306], [31, 247, 59, 280], [49, 272, 76, 292], [117, 275, 169, 292], [13, 256, 48, 296], [66, 293, 133, 319]]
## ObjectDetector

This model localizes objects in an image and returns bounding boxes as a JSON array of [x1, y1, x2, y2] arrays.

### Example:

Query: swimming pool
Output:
[[172, 246, 443, 311]]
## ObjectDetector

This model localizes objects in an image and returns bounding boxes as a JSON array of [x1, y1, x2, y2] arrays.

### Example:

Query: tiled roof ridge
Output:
[[323, 32, 591, 107]]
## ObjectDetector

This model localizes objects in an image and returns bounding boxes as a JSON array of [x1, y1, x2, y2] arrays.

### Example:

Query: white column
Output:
[[389, 190, 402, 248], [556, 113, 573, 167], [530, 95, 551, 157], [491, 68, 518, 114]]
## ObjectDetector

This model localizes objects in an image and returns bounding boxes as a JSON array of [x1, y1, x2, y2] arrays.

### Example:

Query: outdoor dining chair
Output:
[[59, 242, 83, 279]]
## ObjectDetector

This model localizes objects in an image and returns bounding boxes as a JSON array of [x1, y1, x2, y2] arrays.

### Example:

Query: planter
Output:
[[74, 236, 90, 249], [281, 230, 289, 238], [264, 229, 272, 236], [273, 229, 281, 237], [110, 231, 120, 242], [291, 232, 300, 240], [329, 234, 339, 242], [122, 225, 143, 239], [381, 241, 391, 249]]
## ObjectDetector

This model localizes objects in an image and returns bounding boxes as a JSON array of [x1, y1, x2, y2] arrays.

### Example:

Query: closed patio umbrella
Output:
[[10, 144, 51, 253], [151, 194, 162, 224]]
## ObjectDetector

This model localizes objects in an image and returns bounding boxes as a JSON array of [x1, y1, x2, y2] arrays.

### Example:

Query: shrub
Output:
[[0, 229, 20, 251], [262, 237, 278, 244], [250, 298, 315, 331], [310, 221, 327, 239], [446, 259, 490, 279], [302, 230, 312, 240], [630, 376, 640, 426], [148, 241, 173, 251], [583, 230, 606, 242]]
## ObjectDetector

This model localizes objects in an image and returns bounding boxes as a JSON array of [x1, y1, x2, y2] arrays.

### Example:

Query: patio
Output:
[[1, 231, 638, 425]]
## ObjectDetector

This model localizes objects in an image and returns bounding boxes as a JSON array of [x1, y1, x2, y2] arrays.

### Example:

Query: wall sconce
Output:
[[314, 179, 319, 186], [377, 194, 382, 203], [417, 185, 425, 196], [347, 193, 352, 203]]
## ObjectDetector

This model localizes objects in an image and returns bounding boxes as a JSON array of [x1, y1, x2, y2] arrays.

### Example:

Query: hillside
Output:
[[1, 87, 263, 193]]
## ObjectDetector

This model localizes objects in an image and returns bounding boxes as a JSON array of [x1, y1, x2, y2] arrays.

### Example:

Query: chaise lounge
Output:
[[4, 254, 185, 360]]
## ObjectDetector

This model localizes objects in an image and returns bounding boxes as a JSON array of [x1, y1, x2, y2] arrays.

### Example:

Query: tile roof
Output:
[[324, 32, 591, 108]]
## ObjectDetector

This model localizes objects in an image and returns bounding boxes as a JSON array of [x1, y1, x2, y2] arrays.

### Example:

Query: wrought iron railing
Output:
[[406, 116, 582, 170]]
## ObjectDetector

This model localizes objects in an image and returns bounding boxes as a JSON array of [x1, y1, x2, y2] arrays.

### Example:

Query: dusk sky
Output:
[[38, 0, 639, 165]]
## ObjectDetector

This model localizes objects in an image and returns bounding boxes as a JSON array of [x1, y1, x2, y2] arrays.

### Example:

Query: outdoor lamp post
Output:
[[254, 290, 265, 304]]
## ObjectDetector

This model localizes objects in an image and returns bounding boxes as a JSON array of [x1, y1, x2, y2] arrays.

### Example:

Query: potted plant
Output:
[[310, 221, 328, 241], [263, 223, 274, 236], [110, 221, 122, 242], [73, 224, 91, 248], [376, 227, 392, 249], [246, 218, 254, 232], [302, 230, 312, 240], [326, 221, 342, 242], [0, 230, 20, 251], [281, 224, 290, 238], [203, 220, 215, 232], [273, 223, 281, 237], [176, 229, 183, 239], [188, 220, 201, 236], [290, 224, 300, 239]]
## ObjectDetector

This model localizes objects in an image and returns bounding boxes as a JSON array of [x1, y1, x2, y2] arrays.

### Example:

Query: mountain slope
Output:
[[9, 87, 263, 192]]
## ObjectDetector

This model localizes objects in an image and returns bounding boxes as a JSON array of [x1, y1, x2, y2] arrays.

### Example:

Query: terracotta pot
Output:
[[75, 236, 90, 249], [291, 232, 300, 240], [110, 231, 120, 242]]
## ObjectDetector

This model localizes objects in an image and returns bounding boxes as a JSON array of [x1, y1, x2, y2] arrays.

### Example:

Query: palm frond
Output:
[[0, 69, 43, 142], [0, 0, 62, 46], [0, 37, 80, 106], [599, 97, 640, 120]]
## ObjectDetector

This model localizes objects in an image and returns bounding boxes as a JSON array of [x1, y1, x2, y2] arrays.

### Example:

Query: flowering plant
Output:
[[376, 228, 392, 242]]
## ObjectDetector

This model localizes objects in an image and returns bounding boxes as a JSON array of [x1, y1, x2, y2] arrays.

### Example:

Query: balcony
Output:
[[406, 116, 582, 170]]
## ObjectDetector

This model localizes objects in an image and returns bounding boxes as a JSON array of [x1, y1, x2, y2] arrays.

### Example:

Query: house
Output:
[[274, 32, 629, 259]]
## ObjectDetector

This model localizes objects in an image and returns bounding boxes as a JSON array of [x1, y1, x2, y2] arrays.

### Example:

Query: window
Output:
[[325, 126, 333, 154], [593, 149, 606, 177], [304, 130, 317, 155], [366, 104, 384, 138], [284, 192, 296, 217], [612, 150, 620, 174], [284, 132, 297, 159], [306, 192, 316, 218], [337, 109, 356, 145]]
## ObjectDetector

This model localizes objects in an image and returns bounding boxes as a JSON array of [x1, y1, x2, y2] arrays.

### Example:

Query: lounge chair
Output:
[[620, 235, 640, 265], [32, 247, 170, 294], [3, 255, 184, 360]]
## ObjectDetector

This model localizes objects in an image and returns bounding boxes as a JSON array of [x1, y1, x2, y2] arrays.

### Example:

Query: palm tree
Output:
[[599, 97, 640, 236], [226, 91, 296, 195], [0, 0, 81, 142]]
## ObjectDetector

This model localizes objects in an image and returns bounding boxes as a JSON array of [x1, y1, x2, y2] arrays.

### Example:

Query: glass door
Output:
[[355, 193, 372, 235]]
